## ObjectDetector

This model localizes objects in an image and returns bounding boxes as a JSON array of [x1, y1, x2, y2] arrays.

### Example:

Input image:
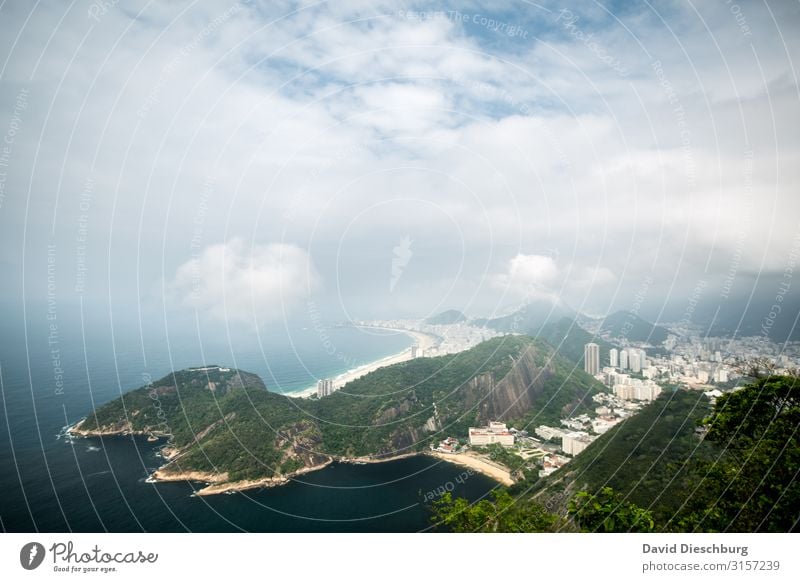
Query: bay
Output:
[[0, 315, 497, 532]]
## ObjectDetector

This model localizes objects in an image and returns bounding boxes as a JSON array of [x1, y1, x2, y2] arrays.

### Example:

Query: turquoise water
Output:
[[0, 315, 498, 532]]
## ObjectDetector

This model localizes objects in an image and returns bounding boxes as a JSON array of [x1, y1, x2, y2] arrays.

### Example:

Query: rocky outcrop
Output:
[[462, 346, 554, 423], [274, 420, 330, 470], [193, 412, 236, 442], [374, 392, 418, 425], [69, 419, 143, 437], [381, 426, 423, 456], [423, 414, 440, 433]]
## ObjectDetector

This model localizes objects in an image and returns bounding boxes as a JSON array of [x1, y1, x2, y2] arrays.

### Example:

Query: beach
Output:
[[428, 450, 515, 486], [292, 326, 440, 398]]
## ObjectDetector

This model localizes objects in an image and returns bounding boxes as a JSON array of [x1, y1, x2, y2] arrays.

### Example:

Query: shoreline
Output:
[[68, 422, 516, 493], [335, 451, 419, 465], [427, 450, 515, 486], [289, 326, 440, 398], [190, 458, 335, 496]]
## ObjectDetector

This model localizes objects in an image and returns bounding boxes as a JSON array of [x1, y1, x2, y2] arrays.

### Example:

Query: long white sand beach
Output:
[[291, 326, 440, 398]]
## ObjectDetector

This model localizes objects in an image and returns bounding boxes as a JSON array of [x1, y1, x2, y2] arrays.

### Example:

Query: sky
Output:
[[1, 0, 798, 332]]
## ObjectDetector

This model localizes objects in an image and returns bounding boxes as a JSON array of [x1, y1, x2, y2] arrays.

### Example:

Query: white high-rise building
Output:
[[317, 379, 334, 397], [630, 352, 642, 373], [609, 348, 619, 368], [584, 343, 600, 375], [620, 349, 629, 370]]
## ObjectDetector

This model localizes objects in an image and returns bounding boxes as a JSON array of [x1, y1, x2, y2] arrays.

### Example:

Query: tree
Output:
[[430, 490, 561, 532], [672, 375, 800, 532], [568, 487, 655, 532]]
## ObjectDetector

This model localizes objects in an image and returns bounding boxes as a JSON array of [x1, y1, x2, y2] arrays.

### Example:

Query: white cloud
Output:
[[167, 238, 320, 324], [492, 253, 559, 298], [1, 0, 798, 318]]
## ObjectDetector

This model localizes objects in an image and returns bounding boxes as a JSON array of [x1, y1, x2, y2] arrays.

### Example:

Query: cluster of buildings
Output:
[[585, 343, 652, 376], [432, 437, 460, 454], [365, 317, 800, 481], [585, 343, 664, 401], [359, 318, 504, 357], [585, 326, 800, 393], [534, 424, 599, 456]]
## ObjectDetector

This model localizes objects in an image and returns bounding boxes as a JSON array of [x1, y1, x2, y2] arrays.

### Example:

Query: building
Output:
[[317, 378, 334, 398], [592, 417, 620, 435], [614, 381, 662, 401], [562, 432, 596, 456], [620, 349, 629, 370], [609, 348, 619, 368], [433, 437, 460, 454], [630, 352, 642, 373], [535, 425, 567, 442], [468, 421, 515, 447], [584, 343, 600, 375], [538, 454, 570, 478]]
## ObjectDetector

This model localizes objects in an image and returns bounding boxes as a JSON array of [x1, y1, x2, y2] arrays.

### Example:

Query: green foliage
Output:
[[568, 487, 655, 532], [479, 444, 526, 472], [310, 336, 535, 456], [430, 490, 562, 532], [280, 457, 305, 475], [518, 348, 604, 427], [535, 389, 713, 524], [669, 375, 800, 532]]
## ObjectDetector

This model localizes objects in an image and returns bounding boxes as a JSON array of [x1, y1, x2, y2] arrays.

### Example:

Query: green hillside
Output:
[[533, 389, 714, 525], [431, 375, 800, 533], [76, 336, 604, 485], [598, 311, 671, 344], [536, 317, 616, 367]]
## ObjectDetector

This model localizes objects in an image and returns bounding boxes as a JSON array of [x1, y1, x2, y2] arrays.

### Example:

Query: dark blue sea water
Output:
[[0, 313, 497, 532]]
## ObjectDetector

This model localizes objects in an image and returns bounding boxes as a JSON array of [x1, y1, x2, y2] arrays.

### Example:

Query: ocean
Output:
[[0, 313, 498, 532]]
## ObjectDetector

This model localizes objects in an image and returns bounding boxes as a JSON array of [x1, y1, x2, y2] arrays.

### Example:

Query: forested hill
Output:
[[74, 336, 603, 487], [596, 311, 671, 344], [532, 389, 713, 525]]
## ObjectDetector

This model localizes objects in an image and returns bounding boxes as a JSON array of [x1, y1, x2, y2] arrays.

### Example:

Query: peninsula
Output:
[[70, 336, 602, 495]]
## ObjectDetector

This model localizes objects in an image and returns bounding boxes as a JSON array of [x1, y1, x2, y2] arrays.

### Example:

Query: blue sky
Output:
[[0, 0, 798, 329]]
